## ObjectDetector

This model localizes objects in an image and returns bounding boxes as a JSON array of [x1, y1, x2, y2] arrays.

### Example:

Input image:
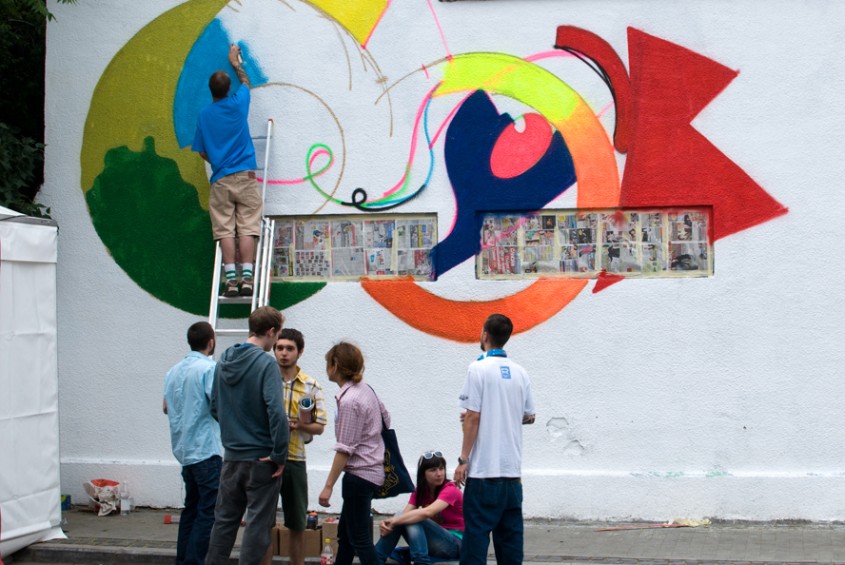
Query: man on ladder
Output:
[[193, 42, 260, 298]]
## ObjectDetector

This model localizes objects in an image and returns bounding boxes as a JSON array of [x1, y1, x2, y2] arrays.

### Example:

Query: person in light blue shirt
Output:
[[192, 43, 260, 298], [164, 321, 222, 565]]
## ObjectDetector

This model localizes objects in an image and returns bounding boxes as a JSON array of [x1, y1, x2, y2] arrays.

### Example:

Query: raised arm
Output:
[[228, 44, 250, 88]]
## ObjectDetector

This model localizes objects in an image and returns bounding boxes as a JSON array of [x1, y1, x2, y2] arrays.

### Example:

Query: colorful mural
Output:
[[80, 0, 785, 341]]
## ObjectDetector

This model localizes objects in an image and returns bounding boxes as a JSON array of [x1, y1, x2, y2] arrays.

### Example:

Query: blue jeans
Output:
[[375, 517, 462, 565], [336, 472, 379, 565], [177, 455, 222, 565], [205, 460, 283, 565], [460, 478, 523, 565]]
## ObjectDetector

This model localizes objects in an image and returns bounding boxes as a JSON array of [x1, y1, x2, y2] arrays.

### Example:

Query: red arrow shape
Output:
[[620, 28, 788, 240]]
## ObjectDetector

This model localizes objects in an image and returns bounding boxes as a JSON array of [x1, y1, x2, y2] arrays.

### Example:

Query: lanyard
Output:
[[477, 349, 507, 360]]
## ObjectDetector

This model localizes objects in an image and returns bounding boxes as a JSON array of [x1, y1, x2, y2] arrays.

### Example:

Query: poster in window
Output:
[[366, 248, 394, 275], [332, 220, 363, 248], [366, 220, 395, 249], [293, 250, 330, 277], [296, 221, 328, 251]]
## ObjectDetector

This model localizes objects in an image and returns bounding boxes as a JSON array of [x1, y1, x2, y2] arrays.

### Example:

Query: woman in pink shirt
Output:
[[319, 342, 388, 565], [375, 452, 463, 565]]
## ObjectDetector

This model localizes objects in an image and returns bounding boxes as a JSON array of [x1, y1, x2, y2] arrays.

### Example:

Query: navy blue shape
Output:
[[431, 90, 577, 277]]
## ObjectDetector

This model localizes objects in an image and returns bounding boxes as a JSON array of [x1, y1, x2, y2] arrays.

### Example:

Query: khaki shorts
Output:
[[209, 171, 262, 240]]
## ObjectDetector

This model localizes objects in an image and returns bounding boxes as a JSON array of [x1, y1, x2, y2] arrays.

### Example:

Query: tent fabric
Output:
[[0, 210, 64, 558]]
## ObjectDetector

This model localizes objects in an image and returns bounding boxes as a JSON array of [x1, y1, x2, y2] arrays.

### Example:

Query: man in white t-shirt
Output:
[[454, 313, 535, 565]]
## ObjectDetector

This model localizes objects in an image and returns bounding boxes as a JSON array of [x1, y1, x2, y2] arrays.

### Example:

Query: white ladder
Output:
[[208, 119, 275, 336]]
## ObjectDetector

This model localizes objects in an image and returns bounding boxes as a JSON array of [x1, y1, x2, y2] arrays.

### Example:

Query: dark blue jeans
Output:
[[375, 517, 462, 565], [177, 455, 222, 565], [336, 472, 379, 565], [459, 478, 523, 565]]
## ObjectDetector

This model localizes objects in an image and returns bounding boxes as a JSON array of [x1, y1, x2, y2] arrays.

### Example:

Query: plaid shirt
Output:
[[282, 368, 327, 462], [334, 381, 389, 485]]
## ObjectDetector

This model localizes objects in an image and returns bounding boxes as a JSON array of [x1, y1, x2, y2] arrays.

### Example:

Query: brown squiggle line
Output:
[[253, 82, 346, 215], [375, 56, 451, 107]]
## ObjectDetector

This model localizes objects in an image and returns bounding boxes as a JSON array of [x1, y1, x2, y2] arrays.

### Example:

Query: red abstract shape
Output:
[[593, 270, 625, 293], [620, 28, 788, 240], [555, 26, 788, 242], [490, 113, 554, 179], [555, 26, 632, 153]]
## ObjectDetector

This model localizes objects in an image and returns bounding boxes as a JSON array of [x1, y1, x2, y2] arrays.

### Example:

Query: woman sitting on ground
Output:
[[375, 451, 463, 565]]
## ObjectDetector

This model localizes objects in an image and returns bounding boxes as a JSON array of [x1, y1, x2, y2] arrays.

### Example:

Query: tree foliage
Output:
[[0, 0, 76, 216]]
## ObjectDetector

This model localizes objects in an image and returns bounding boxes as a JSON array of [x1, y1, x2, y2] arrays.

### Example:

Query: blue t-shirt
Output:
[[192, 84, 257, 184], [164, 351, 222, 466]]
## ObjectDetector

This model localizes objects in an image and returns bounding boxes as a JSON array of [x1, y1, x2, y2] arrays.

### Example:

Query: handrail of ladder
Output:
[[261, 219, 275, 306], [251, 119, 274, 311], [209, 241, 223, 330]]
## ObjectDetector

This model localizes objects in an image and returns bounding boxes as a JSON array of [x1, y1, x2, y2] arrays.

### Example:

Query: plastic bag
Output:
[[83, 479, 120, 516]]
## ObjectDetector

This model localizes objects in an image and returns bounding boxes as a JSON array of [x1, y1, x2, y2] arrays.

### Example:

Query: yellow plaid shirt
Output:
[[282, 367, 327, 461]]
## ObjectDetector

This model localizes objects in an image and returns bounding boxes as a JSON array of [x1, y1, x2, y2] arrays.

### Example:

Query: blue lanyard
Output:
[[477, 349, 507, 360]]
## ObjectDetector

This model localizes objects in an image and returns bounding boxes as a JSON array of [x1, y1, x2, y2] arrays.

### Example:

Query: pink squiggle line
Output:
[[379, 82, 441, 199], [426, 0, 452, 61], [523, 51, 618, 122], [257, 148, 331, 185], [596, 101, 615, 119], [362, 0, 393, 49], [429, 91, 473, 149], [525, 50, 578, 63], [422, 64, 429, 80]]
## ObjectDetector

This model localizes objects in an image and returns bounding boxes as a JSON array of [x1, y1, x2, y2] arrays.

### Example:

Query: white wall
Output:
[[43, 0, 845, 520]]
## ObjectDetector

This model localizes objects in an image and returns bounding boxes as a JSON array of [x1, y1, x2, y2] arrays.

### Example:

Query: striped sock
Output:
[[224, 263, 237, 281], [242, 263, 254, 279]]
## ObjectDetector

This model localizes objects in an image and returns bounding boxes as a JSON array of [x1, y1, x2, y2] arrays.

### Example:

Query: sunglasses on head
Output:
[[421, 450, 443, 460]]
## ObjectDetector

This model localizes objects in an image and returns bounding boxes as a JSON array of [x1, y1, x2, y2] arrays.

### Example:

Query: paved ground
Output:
[[8, 507, 845, 564]]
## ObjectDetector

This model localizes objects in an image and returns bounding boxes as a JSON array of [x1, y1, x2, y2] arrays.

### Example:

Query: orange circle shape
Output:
[[361, 277, 588, 342]]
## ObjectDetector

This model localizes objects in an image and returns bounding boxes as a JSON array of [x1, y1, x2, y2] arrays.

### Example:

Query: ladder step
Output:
[[214, 328, 250, 336], [217, 295, 253, 304]]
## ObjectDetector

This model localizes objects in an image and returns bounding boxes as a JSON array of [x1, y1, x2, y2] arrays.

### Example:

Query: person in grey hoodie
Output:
[[206, 306, 289, 565]]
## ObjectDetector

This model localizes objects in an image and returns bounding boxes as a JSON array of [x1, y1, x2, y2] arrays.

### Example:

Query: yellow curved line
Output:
[[435, 52, 620, 208]]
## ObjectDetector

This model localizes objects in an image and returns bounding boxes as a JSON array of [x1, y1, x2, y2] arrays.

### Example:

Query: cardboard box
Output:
[[277, 525, 323, 557], [321, 519, 339, 554], [318, 516, 373, 555], [271, 523, 282, 555]]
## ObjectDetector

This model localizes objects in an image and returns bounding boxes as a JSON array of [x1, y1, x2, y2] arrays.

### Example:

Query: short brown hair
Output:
[[484, 313, 513, 349], [209, 70, 230, 99], [325, 342, 364, 383], [187, 321, 214, 351], [249, 306, 284, 337]]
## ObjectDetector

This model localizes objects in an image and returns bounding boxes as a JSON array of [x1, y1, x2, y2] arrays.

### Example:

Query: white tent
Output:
[[0, 206, 64, 558]]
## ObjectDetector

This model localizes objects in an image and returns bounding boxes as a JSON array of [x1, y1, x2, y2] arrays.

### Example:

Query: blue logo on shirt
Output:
[[500, 367, 511, 379]]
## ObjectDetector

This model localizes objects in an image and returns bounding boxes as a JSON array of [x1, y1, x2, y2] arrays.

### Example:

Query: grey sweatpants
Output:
[[205, 460, 283, 565]]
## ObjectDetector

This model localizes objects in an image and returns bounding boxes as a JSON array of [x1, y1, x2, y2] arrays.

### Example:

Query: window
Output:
[[271, 214, 436, 280], [477, 208, 712, 279]]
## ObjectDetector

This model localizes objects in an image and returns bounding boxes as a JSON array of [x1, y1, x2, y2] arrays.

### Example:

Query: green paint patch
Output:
[[270, 281, 327, 311], [86, 137, 325, 316], [86, 137, 215, 315]]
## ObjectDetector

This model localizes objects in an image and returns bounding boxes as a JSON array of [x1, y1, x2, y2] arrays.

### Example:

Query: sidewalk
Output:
[[9, 507, 845, 565]]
